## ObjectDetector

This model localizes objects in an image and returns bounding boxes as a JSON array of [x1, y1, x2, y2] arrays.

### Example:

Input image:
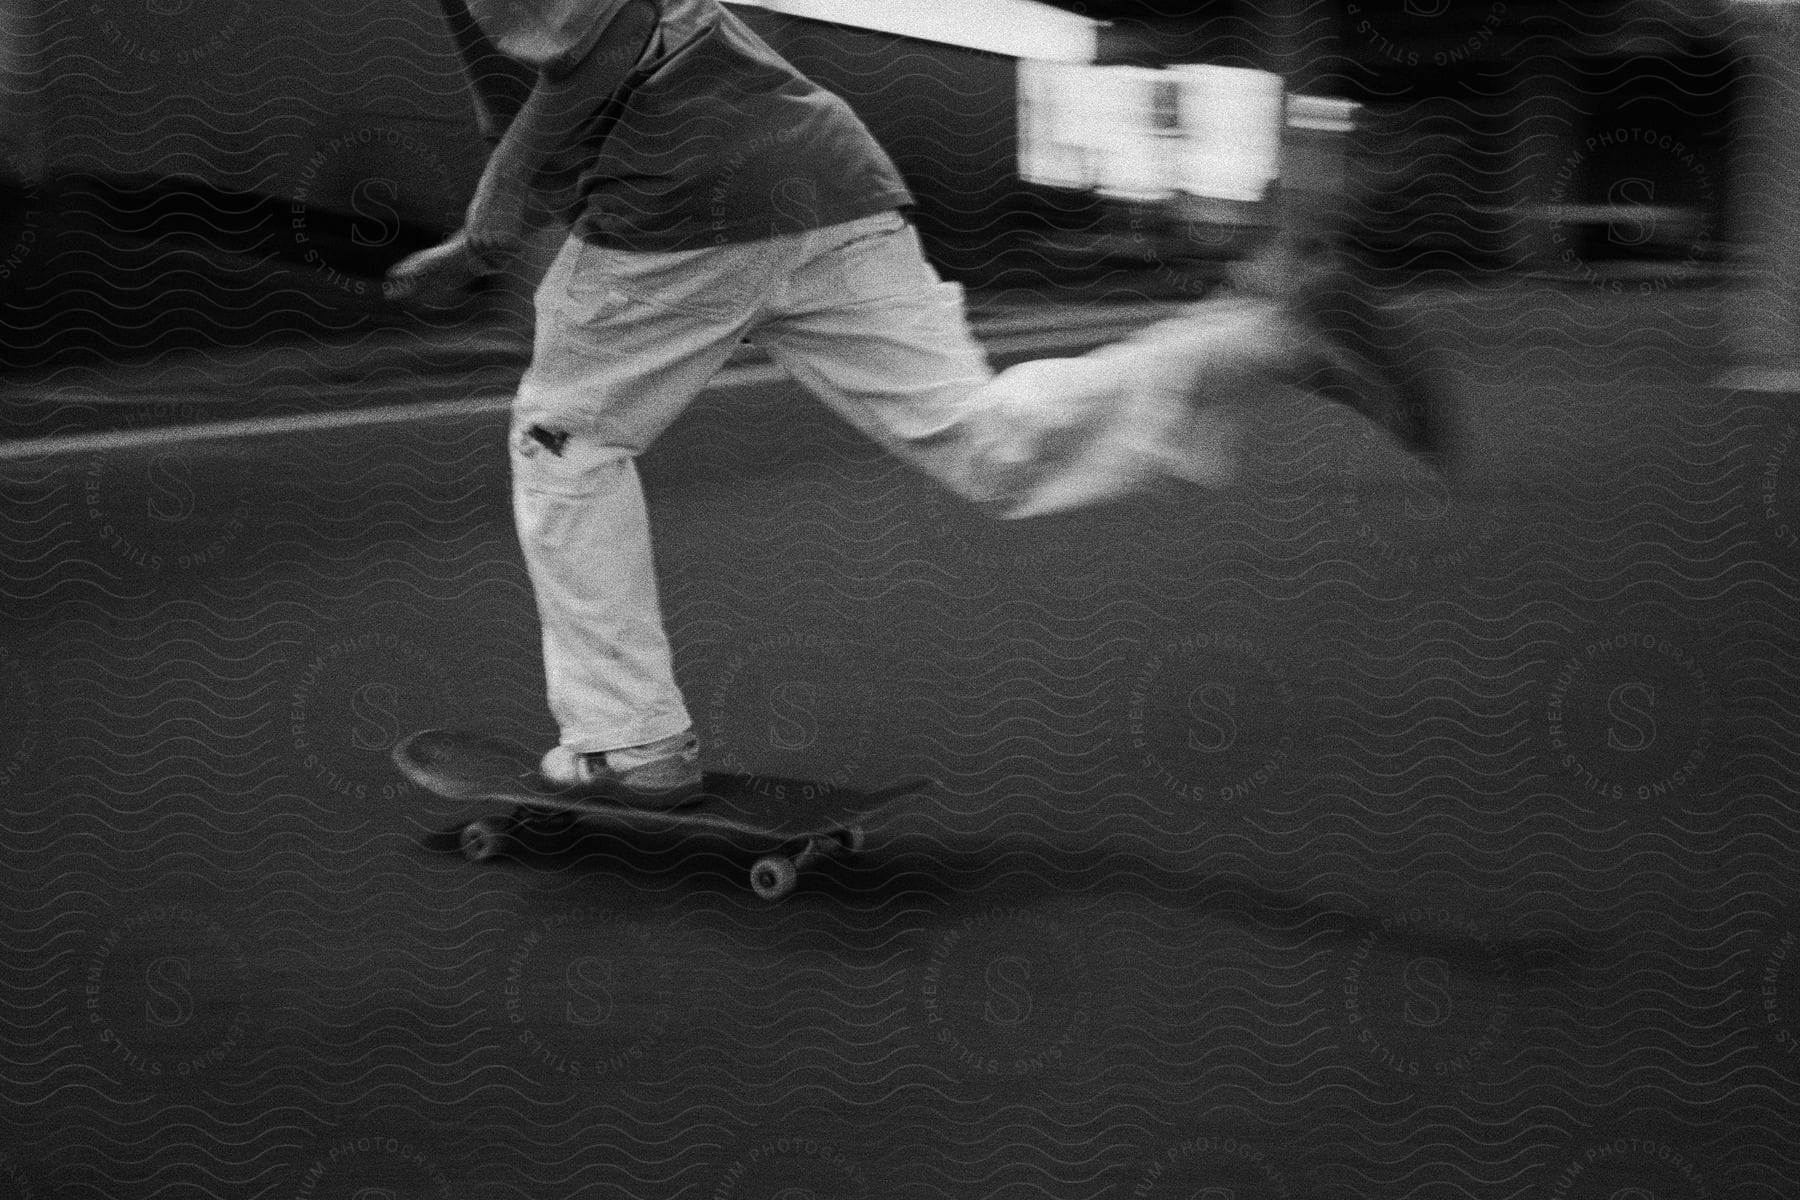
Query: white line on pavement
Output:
[[0, 322, 1152, 462]]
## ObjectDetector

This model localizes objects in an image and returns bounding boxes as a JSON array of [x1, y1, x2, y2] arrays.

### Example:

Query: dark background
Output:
[[2, 2, 1796, 1197], [0, 0, 1740, 369]]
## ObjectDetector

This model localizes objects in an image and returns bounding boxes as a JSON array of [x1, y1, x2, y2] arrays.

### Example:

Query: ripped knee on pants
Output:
[[511, 424, 628, 498], [521, 424, 571, 457]]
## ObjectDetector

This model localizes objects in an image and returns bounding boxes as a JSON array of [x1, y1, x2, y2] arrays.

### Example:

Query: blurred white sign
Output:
[[1020, 60, 1287, 202], [726, 0, 1102, 62]]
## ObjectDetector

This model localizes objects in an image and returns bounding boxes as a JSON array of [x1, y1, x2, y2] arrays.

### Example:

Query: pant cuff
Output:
[[558, 712, 694, 756]]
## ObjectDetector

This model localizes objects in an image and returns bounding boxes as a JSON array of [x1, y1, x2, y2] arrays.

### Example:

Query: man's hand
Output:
[[383, 232, 505, 304]]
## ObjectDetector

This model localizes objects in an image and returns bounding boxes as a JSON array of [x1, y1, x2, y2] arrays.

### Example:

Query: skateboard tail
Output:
[[392, 729, 539, 800]]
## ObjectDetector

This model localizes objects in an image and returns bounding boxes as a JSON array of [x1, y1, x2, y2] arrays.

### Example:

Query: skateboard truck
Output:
[[456, 803, 869, 901]]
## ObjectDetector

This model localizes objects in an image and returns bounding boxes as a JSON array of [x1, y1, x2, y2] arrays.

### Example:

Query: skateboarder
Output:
[[389, 0, 1449, 808]]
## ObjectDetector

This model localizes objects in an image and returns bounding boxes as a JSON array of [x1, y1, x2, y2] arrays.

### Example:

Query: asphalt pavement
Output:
[[2, 279, 1796, 1199]]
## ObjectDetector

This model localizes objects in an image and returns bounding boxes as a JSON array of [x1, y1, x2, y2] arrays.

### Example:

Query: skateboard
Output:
[[394, 728, 925, 901]]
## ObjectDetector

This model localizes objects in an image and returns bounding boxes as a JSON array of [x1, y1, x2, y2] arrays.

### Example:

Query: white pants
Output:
[[511, 211, 1303, 752]]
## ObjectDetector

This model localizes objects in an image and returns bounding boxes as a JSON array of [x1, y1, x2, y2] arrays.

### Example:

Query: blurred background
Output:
[[0, 0, 1783, 419], [5, 8, 1800, 1195]]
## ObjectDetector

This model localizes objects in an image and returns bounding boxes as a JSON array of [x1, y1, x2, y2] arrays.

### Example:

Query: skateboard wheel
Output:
[[460, 816, 511, 864], [749, 856, 798, 901]]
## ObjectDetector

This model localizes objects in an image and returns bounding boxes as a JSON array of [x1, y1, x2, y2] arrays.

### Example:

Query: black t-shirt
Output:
[[462, 0, 914, 249]]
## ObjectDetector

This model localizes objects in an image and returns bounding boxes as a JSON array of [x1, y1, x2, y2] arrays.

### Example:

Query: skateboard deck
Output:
[[394, 728, 925, 899]]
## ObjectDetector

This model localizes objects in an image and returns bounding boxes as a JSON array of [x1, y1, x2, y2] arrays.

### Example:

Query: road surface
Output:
[[1, 282, 1794, 1199]]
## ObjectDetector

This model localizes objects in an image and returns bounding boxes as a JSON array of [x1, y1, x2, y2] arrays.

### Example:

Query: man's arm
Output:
[[461, 0, 658, 262], [434, 0, 534, 142], [388, 0, 659, 299]]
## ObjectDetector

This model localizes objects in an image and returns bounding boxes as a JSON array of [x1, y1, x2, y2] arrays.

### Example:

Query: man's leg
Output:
[[753, 212, 1313, 518], [1232, 95, 1454, 467], [513, 234, 769, 791]]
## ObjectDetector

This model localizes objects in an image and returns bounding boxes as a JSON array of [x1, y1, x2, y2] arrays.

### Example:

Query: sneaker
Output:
[[539, 729, 703, 810], [1239, 232, 1455, 472]]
